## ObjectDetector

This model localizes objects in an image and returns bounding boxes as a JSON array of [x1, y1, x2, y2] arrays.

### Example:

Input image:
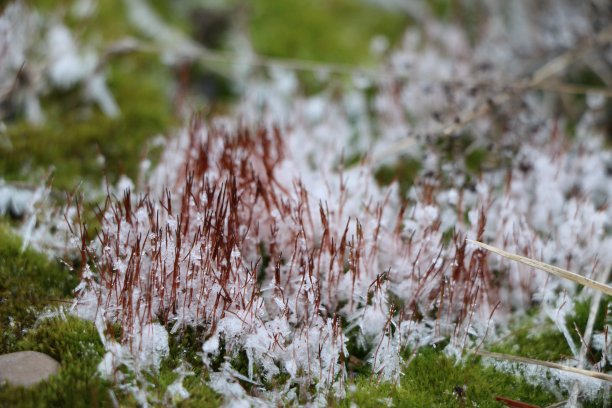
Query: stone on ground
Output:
[[0, 351, 60, 387]]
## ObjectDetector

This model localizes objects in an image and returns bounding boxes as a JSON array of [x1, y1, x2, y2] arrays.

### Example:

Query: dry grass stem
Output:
[[467, 240, 612, 296], [545, 401, 568, 408], [529, 82, 612, 98]]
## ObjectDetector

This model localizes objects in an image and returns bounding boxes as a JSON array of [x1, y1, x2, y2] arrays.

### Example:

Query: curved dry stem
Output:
[[467, 239, 612, 296]]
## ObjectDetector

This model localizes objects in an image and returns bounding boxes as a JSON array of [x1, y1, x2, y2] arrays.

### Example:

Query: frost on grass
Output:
[[72, 118, 611, 403], [0, 2, 118, 124], [23, 0, 609, 404], [486, 358, 608, 402], [0, 178, 75, 256]]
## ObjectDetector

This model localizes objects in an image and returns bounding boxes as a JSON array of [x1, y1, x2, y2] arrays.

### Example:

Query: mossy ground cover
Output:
[[249, 0, 408, 65], [2, 0, 408, 190], [491, 321, 572, 363], [1, 0, 176, 191], [1, 1, 609, 406], [0, 225, 77, 354], [2, 68, 172, 190], [489, 298, 611, 366], [339, 348, 558, 407], [0, 225, 220, 407], [1, 52, 174, 191], [0, 316, 112, 407], [0, 220, 605, 406], [0, 225, 111, 406]]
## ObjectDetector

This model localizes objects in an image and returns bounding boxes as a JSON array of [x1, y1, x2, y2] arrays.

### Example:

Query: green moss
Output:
[[375, 157, 421, 198], [2, 0, 175, 191], [567, 297, 609, 340], [1, 54, 173, 190], [0, 224, 111, 408], [0, 225, 77, 354], [465, 148, 488, 173], [482, 304, 610, 406], [565, 297, 611, 370], [489, 318, 572, 362], [488, 298, 610, 366], [0, 316, 112, 407], [1, 309, 220, 407], [249, 0, 408, 65], [248, 0, 410, 92], [28, 0, 131, 39], [428, 0, 453, 19], [174, 375, 222, 408], [338, 348, 557, 407]]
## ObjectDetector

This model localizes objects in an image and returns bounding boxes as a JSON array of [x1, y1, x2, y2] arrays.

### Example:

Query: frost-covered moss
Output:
[[1, 0, 611, 406], [0, 223, 603, 407], [141, 326, 222, 407]]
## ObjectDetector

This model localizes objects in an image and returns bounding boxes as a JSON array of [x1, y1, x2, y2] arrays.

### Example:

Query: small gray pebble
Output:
[[0, 351, 60, 387]]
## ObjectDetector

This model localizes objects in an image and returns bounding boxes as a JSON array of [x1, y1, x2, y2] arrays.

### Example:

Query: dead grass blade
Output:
[[495, 396, 541, 408], [544, 401, 568, 408], [467, 239, 612, 296], [475, 350, 612, 383]]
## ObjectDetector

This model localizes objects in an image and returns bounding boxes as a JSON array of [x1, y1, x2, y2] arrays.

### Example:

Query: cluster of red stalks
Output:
[[75, 116, 506, 385]]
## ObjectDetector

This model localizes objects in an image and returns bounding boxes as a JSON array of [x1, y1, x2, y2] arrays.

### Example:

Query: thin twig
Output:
[[545, 401, 568, 408], [101, 38, 377, 77], [528, 82, 612, 98], [527, 26, 612, 87], [467, 239, 612, 296], [206, 51, 377, 77]]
